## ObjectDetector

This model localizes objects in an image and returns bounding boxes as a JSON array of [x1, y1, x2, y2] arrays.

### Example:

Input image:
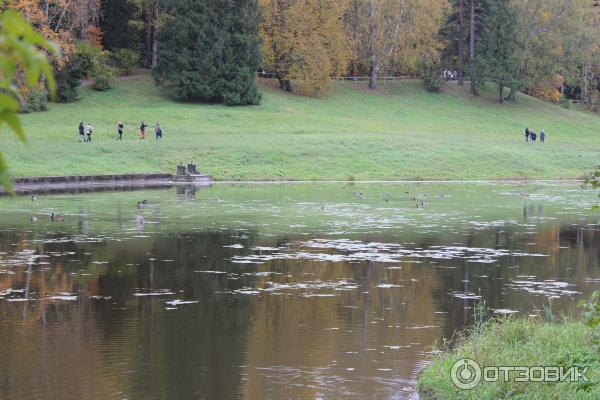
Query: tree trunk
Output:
[[151, 0, 158, 69], [368, 0, 378, 91], [507, 85, 517, 101], [499, 81, 504, 103], [458, 0, 464, 86], [146, 0, 154, 68], [369, 65, 379, 90], [469, 0, 477, 95], [278, 75, 292, 92]]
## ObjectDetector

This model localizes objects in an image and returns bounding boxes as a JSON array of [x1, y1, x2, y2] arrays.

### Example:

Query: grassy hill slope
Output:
[[5, 76, 600, 180]]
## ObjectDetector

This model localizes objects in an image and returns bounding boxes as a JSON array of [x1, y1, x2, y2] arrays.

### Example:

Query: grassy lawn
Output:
[[4, 75, 600, 180], [417, 319, 600, 399]]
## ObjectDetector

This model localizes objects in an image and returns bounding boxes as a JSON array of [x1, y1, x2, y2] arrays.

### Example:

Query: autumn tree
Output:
[[508, 0, 599, 102], [346, 0, 448, 90], [259, 0, 350, 96], [3, 0, 102, 102]]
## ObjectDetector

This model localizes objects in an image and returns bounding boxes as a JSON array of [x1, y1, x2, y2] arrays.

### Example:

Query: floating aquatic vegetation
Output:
[[165, 300, 199, 306], [406, 325, 439, 329], [133, 290, 175, 297], [227, 279, 359, 297], [229, 239, 547, 265], [450, 292, 482, 300], [506, 279, 579, 298], [223, 244, 244, 249], [492, 309, 518, 315], [194, 270, 227, 274], [48, 293, 78, 301]]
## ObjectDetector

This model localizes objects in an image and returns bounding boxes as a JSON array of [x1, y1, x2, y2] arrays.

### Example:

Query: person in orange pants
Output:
[[140, 121, 148, 140]]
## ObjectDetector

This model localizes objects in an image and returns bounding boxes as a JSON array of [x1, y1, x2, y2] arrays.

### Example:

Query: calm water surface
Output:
[[0, 182, 598, 399]]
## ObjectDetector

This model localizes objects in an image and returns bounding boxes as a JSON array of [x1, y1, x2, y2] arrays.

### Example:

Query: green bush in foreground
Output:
[[418, 319, 600, 399]]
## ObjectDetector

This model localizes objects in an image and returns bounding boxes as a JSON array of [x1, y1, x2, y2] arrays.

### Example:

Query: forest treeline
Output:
[[4, 0, 600, 106]]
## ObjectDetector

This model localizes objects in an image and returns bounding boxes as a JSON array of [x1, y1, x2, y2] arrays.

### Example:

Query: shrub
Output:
[[111, 48, 139, 75], [420, 62, 445, 93], [72, 42, 102, 78], [20, 87, 49, 113], [580, 291, 600, 351], [72, 41, 114, 91], [55, 61, 83, 103], [92, 67, 115, 91]]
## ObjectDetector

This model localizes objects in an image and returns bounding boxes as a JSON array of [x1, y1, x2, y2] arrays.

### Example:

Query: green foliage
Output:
[[0, 9, 57, 191], [418, 319, 600, 399], [101, 0, 141, 51], [580, 291, 600, 351], [153, 0, 261, 105], [55, 61, 83, 103], [560, 97, 571, 109], [72, 42, 102, 78], [73, 42, 114, 91], [585, 166, 600, 211], [22, 88, 48, 113], [420, 62, 445, 93], [111, 48, 139, 75], [92, 67, 115, 91], [476, 0, 519, 102]]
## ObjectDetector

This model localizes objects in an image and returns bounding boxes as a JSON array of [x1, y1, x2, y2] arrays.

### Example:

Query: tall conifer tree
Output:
[[153, 0, 261, 105], [101, 0, 140, 50]]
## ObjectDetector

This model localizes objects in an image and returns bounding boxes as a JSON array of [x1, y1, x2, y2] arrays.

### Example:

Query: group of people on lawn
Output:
[[524, 127, 545, 143], [78, 121, 163, 142]]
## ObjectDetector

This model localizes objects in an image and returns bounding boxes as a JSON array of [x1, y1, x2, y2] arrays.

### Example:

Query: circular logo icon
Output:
[[450, 358, 482, 390]]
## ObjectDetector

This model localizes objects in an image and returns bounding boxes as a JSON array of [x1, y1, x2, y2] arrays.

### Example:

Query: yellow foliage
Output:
[[528, 74, 564, 103], [259, 0, 350, 96]]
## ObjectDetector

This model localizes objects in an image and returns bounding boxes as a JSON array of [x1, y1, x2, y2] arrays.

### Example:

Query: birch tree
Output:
[[349, 0, 447, 90]]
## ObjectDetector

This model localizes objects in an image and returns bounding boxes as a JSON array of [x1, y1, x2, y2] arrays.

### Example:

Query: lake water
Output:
[[0, 182, 598, 399]]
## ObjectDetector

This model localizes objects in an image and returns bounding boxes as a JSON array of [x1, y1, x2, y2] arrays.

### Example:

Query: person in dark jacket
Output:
[[117, 121, 124, 141], [530, 131, 536, 142], [524, 127, 530, 142], [155, 122, 162, 140], [540, 130, 545, 143], [79, 122, 85, 142]]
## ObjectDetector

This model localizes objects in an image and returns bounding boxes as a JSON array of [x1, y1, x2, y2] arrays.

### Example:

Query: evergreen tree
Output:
[[153, 0, 261, 105], [476, 0, 519, 103], [101, 0, 141, 51]]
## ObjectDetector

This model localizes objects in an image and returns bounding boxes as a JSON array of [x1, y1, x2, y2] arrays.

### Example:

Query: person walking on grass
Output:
[[86, 123, 93, 143], [79, 122, 85, 143], [530, 131, 536, 142], [117, 121, 124, 141], [540, 130, 545, 143], [524, 127, 530, 142], [140, 121, 148, 140], [155, 122, 162, 140]]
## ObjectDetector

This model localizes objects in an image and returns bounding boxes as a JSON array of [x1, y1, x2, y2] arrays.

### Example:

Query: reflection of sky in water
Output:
[[0, 182, 598, 399]]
